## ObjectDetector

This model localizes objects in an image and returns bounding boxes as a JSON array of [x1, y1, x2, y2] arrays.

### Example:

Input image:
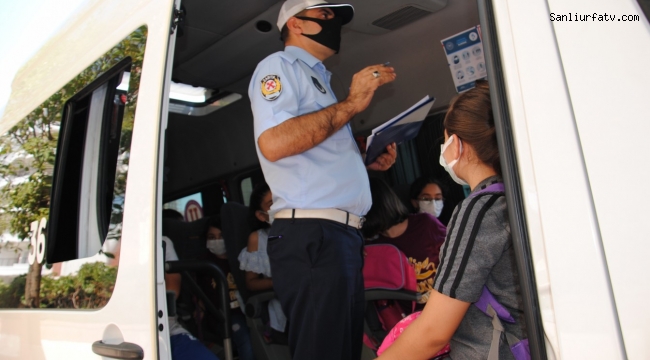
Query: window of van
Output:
[[0, 26, 147, 310], [168, 81, 242, 117], [241, 178, 253, 207], [164, 192, 204, 221]]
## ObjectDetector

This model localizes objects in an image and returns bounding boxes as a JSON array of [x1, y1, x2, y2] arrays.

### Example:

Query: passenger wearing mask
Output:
[[237, 182, 288, 341], [363, 177, 447, 307], [161, 210, 219, 359], [163, 236, 220, 360], [376, 80, 527, 359], [199, 216, 255, 360], [409, 176, 446, 218]]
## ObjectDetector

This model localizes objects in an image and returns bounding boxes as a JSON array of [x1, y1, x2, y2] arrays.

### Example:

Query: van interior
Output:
[[161, 0, 540, 358], [164, 0, 485, 218]]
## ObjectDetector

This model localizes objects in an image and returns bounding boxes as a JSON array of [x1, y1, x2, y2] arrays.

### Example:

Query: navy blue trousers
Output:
[[268, 218, 365, 360]]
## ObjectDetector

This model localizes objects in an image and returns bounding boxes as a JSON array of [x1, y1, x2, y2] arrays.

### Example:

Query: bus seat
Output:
[[220, 202, 292, 360], [162, 217, 211, 260], [162, 216, 231, 358], [362, 244, 421, 355]]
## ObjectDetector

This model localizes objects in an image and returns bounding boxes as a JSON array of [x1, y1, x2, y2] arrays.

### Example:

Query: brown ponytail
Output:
[[443, 80, 501, 176]]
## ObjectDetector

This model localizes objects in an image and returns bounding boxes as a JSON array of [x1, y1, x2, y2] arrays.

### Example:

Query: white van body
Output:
[[0, 0, 179, 358], [492, 0, 650, 358], [0, 0, 648, 359]]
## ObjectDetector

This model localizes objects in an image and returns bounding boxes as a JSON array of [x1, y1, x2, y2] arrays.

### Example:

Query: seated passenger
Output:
[[163, 236, 220, 360], [377, 80, 527, 359], [363, 177, 447, 307], [199, 216, 255, 360], [237, 181, 288, 340], [409, 176, 446, 219]]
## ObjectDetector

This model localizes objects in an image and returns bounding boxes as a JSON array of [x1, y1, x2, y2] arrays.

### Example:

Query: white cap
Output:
[[276, 0, 355, 31]]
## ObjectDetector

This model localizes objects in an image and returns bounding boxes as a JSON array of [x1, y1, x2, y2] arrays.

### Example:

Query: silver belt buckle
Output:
[[357, 216, 365, 229]]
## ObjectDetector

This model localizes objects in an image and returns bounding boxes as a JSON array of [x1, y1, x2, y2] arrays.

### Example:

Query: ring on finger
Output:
[[372, 71, 380, 79]]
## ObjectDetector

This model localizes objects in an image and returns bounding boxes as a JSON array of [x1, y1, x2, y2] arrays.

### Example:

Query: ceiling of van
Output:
[[172, 0, 449, 92]]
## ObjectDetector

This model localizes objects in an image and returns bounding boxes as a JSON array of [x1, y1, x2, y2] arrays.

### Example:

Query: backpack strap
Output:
[[469, 182, 505, 198], [479, 286, 531, 360], [475, 286, 515, 323], [486, 304, 524, 360]]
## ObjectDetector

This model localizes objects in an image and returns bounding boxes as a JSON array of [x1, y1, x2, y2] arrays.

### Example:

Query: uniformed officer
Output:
[[248, 0, 397, 359]]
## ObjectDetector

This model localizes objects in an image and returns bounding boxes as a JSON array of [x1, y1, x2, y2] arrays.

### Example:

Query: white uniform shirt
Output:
[[249, 46, 371, 217]]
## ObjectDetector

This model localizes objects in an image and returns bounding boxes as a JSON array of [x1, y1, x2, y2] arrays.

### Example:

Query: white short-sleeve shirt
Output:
[[249, 46, 371, 216]]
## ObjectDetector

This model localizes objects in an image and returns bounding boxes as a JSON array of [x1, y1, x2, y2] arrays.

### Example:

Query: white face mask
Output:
[[418, 199, 444, 218], [206, 239, 227, 256], [439, 135, 468, 186], [260, 210, 272, 225]]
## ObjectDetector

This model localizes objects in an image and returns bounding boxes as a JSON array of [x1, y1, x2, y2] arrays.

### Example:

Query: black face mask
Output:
[[295, 16, 343, 53]]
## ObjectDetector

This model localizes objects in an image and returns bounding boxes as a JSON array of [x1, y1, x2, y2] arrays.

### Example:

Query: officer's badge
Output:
[[311, 76, 326, 94], [261, 75, 282, 101]]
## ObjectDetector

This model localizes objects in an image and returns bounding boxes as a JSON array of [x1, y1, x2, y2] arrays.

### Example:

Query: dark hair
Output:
[[207, 215, 221, 230], [249, 181, 271, 231], [409, 176, 446, 201], [162, 208, 184, 221], [362, 178, 410, 239], [444, 80, 501, 175], [280, 9, 308, 43], [280, 25, 290, 42]]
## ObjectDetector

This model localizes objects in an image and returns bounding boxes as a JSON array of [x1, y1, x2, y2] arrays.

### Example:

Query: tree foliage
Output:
[[0, 274, 26, 308], [0, 262, 118, 309]]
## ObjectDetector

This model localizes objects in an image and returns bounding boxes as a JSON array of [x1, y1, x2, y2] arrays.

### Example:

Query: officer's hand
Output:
[[346, 64, 396, 114], [366, 142, 397, 171]]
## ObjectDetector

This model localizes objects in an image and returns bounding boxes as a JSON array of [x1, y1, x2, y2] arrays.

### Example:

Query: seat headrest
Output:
[[162, 217, 211, 260], [220, 202, 254, 302]]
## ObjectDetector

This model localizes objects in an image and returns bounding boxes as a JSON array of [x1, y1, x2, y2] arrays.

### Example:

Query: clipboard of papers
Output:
[[364, 95, 435, 166]]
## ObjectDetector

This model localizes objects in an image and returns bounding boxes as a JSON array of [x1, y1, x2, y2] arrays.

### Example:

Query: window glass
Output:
[[164, 192, 204, 221], [241, 178, 253, 206], [0, 26, 147, 309]]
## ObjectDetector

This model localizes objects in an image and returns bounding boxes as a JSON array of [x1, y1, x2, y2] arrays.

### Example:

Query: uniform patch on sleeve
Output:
[[260, 75, 282, 101]]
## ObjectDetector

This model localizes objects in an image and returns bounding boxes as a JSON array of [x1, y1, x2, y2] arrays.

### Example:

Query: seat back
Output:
[[220, 202, 292, 360], [162, 217, 211, 260], [162, 216, 229, 355], [220, 202, 254, 303], [363, 244, 419, 354]]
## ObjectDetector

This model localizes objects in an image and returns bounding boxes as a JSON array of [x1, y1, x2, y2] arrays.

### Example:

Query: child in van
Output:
[[363, 177, 447, 308], [237, 182, 287, 341], [163, 235, 220, 360], [199, 216, 255, 360], [409, 176, 446, 220]]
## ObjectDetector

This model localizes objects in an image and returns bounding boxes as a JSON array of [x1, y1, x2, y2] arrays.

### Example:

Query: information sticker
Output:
[[441, 25, 487, 93]]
